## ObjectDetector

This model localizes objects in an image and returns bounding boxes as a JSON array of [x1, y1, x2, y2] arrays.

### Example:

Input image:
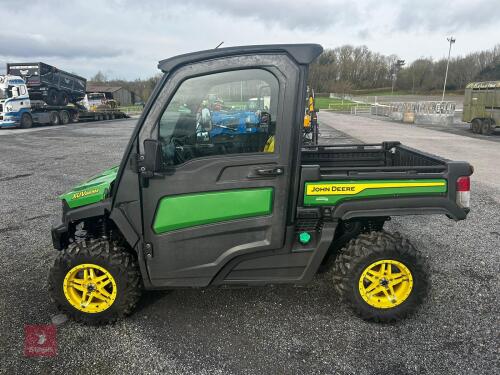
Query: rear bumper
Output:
[[333, 196, 470, 221]]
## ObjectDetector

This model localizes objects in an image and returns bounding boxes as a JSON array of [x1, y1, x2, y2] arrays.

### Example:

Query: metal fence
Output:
[[117, 105, 143, 116], [370, 101, 456, 116], [327, 102, 371, 113]]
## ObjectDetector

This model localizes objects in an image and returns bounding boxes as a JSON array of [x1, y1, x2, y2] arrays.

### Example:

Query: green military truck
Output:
[[463, 81, 500, 135], [49, 44, 473, 325]]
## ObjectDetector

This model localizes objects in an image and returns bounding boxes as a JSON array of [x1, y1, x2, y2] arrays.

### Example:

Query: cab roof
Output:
[[158, 44, 323, 73]]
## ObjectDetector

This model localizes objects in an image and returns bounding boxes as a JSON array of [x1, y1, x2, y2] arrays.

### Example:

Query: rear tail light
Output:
[[456, 176, 470, 209]]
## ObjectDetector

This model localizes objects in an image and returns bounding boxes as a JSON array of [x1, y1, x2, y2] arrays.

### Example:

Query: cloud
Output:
[[0, 33, 125, 59], [189, 0, 358, 31], [122, 0, 359, 31], [394, 0, 500, 32], [0, 0, 498, 79]]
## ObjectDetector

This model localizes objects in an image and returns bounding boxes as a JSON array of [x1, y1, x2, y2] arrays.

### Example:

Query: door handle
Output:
[[254, 166, 285, 177]]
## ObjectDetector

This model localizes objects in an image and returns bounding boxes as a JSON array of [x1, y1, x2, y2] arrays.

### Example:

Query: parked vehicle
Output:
[[303, 87, 318, 145], [49, 44, 473, 325], [7, 62, 86, 106], [82, 92, 118, 111], [463, 81, 500, 135]]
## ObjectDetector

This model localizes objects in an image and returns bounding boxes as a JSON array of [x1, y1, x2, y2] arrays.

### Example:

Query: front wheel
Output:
[[48, 239, 142, 325], [20, 113, 33, 129], [332, 231, 429, 322]]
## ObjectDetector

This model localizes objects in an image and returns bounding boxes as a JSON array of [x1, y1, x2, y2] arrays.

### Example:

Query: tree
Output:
[[91, 71, 107, 83], [308, 43, 500, 94]]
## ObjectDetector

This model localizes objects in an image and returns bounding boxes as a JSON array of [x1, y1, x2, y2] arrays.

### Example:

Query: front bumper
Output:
[[0, 113, 20, 128], [51, 220, 69, 250]]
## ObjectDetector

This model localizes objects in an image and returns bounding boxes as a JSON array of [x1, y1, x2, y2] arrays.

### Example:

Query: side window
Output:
[[158, 69, 278, 166]]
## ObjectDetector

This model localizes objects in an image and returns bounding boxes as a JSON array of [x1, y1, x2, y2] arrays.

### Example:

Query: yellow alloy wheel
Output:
[[63, 263, 117, 313], [358, 259, 413, 309]]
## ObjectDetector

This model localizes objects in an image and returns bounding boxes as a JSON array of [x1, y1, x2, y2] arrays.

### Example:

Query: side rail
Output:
[[391, 144, 447, 167]]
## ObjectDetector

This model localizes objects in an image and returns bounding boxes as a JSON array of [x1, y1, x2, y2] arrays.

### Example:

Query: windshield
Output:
[[88, 93, 105, 100], [0, 88, 6, 100]]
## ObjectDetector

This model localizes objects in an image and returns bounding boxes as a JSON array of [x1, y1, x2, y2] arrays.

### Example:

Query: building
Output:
[[86, 84, 137, 106]]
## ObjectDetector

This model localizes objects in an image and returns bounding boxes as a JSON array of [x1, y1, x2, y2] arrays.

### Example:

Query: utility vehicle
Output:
[[49, 44, 473, 325]]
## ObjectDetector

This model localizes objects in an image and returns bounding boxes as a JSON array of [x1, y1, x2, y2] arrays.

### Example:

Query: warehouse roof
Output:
[[86, 84, 124, 93]]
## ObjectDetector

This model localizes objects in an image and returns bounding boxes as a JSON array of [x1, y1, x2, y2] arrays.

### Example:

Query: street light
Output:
[[441, 36, 456, 102], [391, 59, 405, 95]]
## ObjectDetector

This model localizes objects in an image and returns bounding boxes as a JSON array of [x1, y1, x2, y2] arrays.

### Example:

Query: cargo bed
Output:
[[298, 142, 473, 221]]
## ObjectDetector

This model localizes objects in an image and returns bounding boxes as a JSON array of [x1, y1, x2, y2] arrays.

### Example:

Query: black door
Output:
[[137, 54, 301, 287]]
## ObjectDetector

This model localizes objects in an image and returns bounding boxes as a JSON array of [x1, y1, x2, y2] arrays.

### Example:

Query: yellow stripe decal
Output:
[[306, 181, 446, 196]]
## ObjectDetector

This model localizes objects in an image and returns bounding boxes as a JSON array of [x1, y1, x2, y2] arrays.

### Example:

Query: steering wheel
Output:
[[171, 138, 187, 164]]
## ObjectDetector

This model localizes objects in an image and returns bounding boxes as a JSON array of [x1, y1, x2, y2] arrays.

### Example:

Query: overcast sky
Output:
[[0, 0, 498, 80]]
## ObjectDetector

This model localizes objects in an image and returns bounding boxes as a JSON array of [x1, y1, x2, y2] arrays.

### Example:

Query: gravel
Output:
[[0, 118, 498, 374]]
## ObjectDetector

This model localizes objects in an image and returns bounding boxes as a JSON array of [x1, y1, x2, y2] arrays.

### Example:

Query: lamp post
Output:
[[391, 59, 405, 95], [441, 36, 456, 102]]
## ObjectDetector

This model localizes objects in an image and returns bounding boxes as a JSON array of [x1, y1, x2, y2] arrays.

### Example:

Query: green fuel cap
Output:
[[299, 232, 311, 245]]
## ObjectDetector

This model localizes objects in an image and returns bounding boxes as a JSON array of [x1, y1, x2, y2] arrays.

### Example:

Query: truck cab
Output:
[[48, 44, 473, 325], [0, 75, 31, 128]]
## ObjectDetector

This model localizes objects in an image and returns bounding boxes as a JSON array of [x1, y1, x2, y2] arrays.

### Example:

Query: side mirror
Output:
[[12, 86, 19, 97], [143, 139, 163, 173]]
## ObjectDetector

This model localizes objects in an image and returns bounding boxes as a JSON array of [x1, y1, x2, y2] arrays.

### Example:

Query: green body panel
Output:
[[303, 179, 447, 206], [60, 166, 118, 208], [153, 188, 274, 233]]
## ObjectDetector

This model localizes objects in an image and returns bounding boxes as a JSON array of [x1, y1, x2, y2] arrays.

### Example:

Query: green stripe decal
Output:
[[304, 179, 447, 206], [153, 188, 274, 233]]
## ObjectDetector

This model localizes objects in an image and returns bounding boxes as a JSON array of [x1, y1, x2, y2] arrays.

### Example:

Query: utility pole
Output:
[[441, 36, 456, 102], [391, 59, 405, 95]]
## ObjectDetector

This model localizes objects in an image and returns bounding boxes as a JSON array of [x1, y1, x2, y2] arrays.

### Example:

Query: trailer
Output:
[[463, 81, 500, 135]]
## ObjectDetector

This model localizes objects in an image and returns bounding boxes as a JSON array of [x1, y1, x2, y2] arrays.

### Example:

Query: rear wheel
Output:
[[48, 239, 142, 325], [481, 119, 493, 135], [70, 112, 79, 123], [332, 231, 429, 322], [20, 112, 33, 129], [58, 91, 69, 106], [471, 118, 482, 133], [59, 110, 70, 125], [49, 111, 60, 125], [47, 89, 58, 106]]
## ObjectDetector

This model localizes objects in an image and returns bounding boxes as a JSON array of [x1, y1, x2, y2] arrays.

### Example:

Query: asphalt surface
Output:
[[0, 118, 498, 374]]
